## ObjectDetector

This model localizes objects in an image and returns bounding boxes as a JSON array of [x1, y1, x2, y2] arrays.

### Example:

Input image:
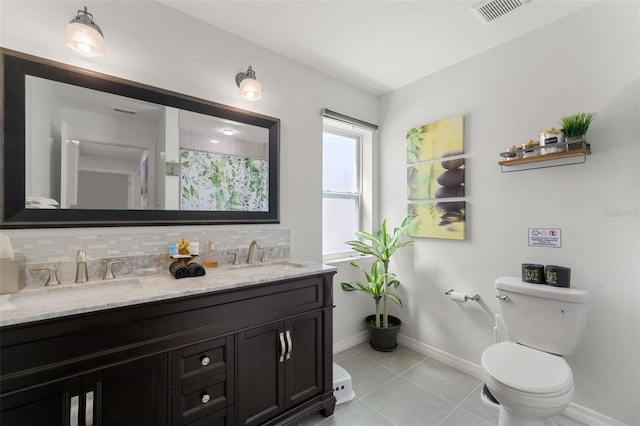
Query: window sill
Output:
[[323, 254, 372, 265]]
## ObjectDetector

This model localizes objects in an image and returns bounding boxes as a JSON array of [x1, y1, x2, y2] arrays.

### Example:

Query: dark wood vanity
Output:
[[0, 270, 336, 425]]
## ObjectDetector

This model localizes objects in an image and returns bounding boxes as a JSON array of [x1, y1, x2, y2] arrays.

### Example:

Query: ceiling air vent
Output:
[[472, 0, 531, 23]]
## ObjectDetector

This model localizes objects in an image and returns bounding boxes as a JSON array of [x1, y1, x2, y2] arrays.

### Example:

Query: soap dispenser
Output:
[[202, 241, 218, 268]]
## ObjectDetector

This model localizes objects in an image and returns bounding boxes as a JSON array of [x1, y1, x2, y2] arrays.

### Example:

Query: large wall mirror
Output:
[[1, 49, 280, 228]]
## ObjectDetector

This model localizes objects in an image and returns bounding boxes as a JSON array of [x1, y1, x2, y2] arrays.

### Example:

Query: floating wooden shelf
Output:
[[498, 142, 591, 172]]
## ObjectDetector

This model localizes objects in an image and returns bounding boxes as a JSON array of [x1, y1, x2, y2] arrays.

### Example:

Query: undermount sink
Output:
[[229, 261, 305, 275], [6, 279, 143, 309]]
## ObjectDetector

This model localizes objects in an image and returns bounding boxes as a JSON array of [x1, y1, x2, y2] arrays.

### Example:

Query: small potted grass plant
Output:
[[561, 112, 596, 150], [341, 217, 413, 351]]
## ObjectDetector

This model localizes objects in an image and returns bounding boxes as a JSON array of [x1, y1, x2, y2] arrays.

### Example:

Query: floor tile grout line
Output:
[[313, 374, 399, 426], [401, 373, 466, 408], [327, 348, 432, 426], [435, 383, 495, 426], [360, 348, 430, 377], [324, 345, 504, 426], [396, 356, 480, 411], [327, 350, 403, 412], [359, 396, 401, 426]]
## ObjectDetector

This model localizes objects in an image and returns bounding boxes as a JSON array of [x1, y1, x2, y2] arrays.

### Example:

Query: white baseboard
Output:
[[335, 332, 630, 426], [333, 330, 368, 354], [562, 404, 632, 426], [396, 334, 483, 379]]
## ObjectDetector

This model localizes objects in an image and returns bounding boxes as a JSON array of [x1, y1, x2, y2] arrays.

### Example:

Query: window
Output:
[[322, 117, 374, 259]]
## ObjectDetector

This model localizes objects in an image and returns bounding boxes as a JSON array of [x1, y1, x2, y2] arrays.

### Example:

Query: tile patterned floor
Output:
[[296, 343, 587, 426]]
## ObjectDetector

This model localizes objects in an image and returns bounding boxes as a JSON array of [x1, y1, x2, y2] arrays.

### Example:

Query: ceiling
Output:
[[160, 0, 596, 95]]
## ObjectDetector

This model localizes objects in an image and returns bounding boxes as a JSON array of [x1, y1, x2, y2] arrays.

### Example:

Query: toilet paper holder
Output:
[[445, 288, 480, 302]]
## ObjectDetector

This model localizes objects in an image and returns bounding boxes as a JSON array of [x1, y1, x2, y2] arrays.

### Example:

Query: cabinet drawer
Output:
[[173, 371, 235, 425], [173, 336, 234, 388], [185, 405, 235, 426]]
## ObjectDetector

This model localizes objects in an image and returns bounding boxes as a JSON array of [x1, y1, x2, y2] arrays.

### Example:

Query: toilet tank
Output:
[[496, 276, 590, 356]]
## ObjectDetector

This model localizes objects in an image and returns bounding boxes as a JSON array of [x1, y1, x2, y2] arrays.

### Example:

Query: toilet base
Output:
[[482, 386, 560, 426], [498, 406, 556, 426], [481, 384, 500, 408]]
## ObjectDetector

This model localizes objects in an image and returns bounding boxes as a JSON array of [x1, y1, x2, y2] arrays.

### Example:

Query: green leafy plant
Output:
[[341, 217, 413, 328], [561, 112, 596, 138], [342, 261, 401, 328]]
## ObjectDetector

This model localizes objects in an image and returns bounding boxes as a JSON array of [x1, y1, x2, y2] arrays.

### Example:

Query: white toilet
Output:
[[481, 276, 590, 426]]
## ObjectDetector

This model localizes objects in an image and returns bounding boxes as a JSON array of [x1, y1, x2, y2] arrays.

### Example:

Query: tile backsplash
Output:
[[3, 228, 290, 286]]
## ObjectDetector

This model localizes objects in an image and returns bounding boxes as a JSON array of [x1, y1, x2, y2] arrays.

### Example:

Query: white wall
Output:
[[26, 76, 60, 199], [75, 170, 129, 210], [378, 2, 639, 424], [61, 107, 158, 149], [0, 0, 378, 263]]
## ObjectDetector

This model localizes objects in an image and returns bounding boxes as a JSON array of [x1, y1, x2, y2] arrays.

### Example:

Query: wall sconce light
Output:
[[65, 6, 104, 57], [235, 66, 262, 101]]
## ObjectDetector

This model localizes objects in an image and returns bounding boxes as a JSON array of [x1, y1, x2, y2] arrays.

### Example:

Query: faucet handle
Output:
[[32, 266, 61, 286], [227, 251, 240, 265], [103, 260, 125, 280]]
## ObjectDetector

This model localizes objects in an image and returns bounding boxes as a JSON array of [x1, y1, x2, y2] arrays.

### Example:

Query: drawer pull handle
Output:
[[200, 356, 210, 366], [201, 393, 211, 404], [285, 329, 292, 360], [279, 331, 286, 363]]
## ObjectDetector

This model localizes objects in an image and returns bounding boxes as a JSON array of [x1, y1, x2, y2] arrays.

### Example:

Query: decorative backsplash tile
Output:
[[3, 228, 290, 286]]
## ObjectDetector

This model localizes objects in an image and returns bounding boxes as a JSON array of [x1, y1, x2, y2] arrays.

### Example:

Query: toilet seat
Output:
[[482, 342, 573, 395]]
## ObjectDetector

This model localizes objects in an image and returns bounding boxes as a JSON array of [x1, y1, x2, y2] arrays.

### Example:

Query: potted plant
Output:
[[561, 112, 596, 150], [341, 217, 413, 351]]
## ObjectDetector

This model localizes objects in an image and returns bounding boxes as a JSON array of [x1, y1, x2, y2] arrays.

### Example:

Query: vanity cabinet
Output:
[[85, 355, 169, 425], [0, 354, 168, 426], [237, 311, 322, 426], [0, 270, 336, 426], [0, 376, 83, 425]]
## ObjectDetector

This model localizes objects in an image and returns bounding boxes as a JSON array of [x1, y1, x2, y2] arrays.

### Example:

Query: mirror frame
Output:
[[0, 49, 280, 228]]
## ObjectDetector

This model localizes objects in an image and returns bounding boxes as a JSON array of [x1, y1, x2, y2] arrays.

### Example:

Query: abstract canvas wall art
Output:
[[406, 115, 466, 240]]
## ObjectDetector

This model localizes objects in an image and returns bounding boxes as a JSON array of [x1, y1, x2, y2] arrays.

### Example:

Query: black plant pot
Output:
[[365, 314, 402, 352]]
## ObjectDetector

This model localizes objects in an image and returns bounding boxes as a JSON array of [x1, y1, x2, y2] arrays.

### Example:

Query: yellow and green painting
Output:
[[406, 115, 464, 163], [407, 201, 466, 240], [407, 160, 465, 200]]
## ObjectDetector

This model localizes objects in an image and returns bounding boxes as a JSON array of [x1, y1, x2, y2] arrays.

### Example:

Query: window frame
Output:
[[322, 118, 374, 261]]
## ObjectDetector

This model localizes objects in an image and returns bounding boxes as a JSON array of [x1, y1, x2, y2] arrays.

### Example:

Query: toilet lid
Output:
[[482, 342, 572, 394]]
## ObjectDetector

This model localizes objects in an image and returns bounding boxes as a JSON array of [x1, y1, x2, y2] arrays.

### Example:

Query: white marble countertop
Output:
[[0, 259, 336, 328]]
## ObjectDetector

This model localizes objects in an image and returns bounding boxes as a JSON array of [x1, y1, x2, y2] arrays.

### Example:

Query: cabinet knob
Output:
[[200, 355, 210, 366], [201, 393, 211, 404]]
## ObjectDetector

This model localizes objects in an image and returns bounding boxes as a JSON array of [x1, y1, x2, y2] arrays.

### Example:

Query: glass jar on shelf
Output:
[[521, 140, 540, 158]]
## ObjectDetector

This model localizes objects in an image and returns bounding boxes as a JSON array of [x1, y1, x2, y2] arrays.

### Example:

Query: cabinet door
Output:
[[237, 321, 284, 426], [85, 354, 168, 426], [285, 311, 322, 408], [0, 376, 83, 426]]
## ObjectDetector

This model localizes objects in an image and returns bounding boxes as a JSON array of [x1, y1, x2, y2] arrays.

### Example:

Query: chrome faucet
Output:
[[75, 248, 89, 283], [246, 240, 263, 264]]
